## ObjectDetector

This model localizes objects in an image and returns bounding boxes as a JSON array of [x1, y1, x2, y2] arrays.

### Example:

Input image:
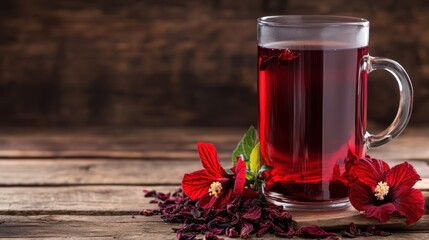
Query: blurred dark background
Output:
[[0, 0, 428, 128]]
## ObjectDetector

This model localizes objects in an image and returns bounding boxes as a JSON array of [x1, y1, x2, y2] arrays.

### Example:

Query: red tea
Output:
[[258, 42, 368, 203]]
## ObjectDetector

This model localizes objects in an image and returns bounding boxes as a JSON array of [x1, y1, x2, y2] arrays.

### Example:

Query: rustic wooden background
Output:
[[0, 0, 428, 127]]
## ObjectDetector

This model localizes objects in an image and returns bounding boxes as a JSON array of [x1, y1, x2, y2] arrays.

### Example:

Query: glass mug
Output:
[[257, 16, 413, 210]]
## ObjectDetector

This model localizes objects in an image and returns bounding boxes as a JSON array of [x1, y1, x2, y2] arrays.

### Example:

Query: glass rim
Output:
[[258, 15, 369, 27]]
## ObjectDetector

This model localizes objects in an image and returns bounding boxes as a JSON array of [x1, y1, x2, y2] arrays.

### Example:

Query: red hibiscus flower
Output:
[[349, 156, 425, 224], [182, 142, 255, 209]]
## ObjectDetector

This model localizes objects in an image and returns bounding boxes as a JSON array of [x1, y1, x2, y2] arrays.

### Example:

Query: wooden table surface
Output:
[[0, 127, 427, 239]]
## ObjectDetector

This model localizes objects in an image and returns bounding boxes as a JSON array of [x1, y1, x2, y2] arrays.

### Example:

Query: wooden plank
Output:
[[370, 127, 429, 161], [292, 192, 429, 231], [0, 186, 178, 215], [0, 127, 243, 159], [0, 215, 177, 239], [0, 159, 428, 187], [0, 159, 204, 186], [0, 185, 427, 230], [0, 215, 428, 239], [293, 207, 429, 231], [0, 127, 427, 160]]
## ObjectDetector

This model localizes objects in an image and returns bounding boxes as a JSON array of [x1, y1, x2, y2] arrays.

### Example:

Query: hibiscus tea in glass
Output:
[[257, 16, 413, 210]]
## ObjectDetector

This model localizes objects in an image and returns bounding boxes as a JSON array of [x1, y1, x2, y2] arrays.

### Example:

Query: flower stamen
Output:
[[374, 181, 390, 200], [208, 181, 222, 198]]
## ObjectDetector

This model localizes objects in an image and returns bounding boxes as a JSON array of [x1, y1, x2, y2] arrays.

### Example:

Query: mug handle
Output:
[[360, 56, 414, 149]]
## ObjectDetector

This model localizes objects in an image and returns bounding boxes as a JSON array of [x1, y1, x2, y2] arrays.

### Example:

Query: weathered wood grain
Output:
[[0, 159, 206, 186], [0, 128, 243, 159], [0, 159, 428, 188], [0, 215, 177, 239], [0, 186, 177, 215], [293, 207, 429, 231], [0, 215, 428, 239], [370, 128, 429, 161], [293, 192, 429, 231], [0, 185, 427, 231], [0, 127, 427, 160]]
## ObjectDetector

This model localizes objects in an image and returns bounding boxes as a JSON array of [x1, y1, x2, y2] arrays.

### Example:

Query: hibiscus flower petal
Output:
[[385, 162, 421, 192], [198, 193, 217, 209], [350, 181, 398, 223], [197, 142, 228, 177], [231, 159, 246, 196], [362, 203, 396, 223], [199, 182, 234, 209], [182, 169, 218, 200], [349, 181, 375, 211], [393, 188, 425, 225], [352, 157, 390, 189], [213, 182, 235, 209]]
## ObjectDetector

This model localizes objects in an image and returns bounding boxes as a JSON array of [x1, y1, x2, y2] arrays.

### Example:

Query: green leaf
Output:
[[232, 126, 258, 165], [246, 171, 255, 181], [249, 143, 260, 174]]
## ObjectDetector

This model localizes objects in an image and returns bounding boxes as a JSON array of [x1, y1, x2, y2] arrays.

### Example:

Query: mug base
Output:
[[264, 191, 350, 211]]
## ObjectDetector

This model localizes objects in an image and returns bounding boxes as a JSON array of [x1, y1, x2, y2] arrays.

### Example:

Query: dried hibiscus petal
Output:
[[140, 209, 158, 216], [348, 222, 361, 235], [178, 223, 207, 233], [157, 192, 171, 201], [274, 224, 295, 238], [325, 236, 340, 240], [255, 219, 271, 237], [209, 227, 224, 235], [172, 188, 183, 197], [204, 232, 224, 240], [225, 227, 240, 238], [278, 49, 300, 62], [259, 56, 276, 70], [259, 49, 300, 70], [143, 189, 157, 197], [296, 225, 337, 238], [229, 213, 241, 226], [270, 210, 292, 220], [240, 221, 254, 238], [190, 208, 201, 218], [241, 206, 261, 221], [341, 223, 391, 238], [176, 232, 196, 240], [365, 225, 391, 236]]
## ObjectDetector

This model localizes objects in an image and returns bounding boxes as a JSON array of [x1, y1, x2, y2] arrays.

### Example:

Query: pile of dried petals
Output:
[[142, 189, 392, 239], [142, 188, 332, 239]]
